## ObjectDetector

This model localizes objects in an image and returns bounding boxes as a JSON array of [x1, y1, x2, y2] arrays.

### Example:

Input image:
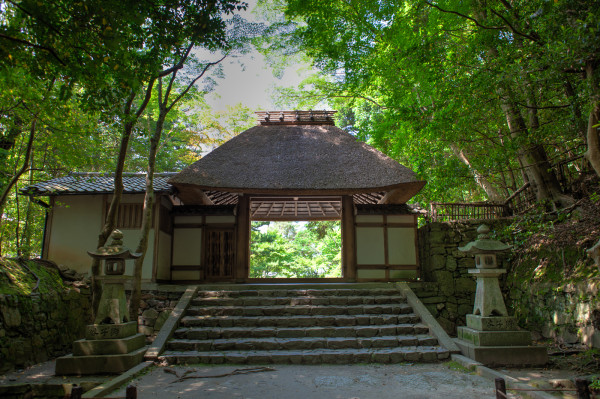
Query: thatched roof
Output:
[[169, 124, 425, 202]]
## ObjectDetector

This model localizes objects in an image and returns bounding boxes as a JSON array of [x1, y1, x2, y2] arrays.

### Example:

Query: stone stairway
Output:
[[159, 285, 450, 364]]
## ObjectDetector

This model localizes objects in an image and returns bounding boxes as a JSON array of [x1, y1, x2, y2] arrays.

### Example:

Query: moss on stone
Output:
[[0, 258, 66, 295]]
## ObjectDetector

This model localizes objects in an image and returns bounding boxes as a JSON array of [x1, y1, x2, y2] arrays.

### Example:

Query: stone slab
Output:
[[85, 321, 137, 340], [73, 333, 146, 356], [466, 314, 517, 331], [455, 340, 547, 367], [457, 326, 531, 346], [81, 361, 153, 398], [145, 285, 198, 360], [396, 282, 461, 353], [55, 347, 146, 375]]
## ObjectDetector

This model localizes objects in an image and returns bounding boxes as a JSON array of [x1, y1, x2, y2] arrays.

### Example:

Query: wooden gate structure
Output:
[[164, 111, 427, 283]]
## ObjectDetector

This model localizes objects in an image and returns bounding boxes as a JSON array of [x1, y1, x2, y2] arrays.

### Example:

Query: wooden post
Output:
[[575, 378, 591, 399], [235, 195, 250, 281], [126, 385, 138, 399], [494, 378, 507, 399], [70, 386, 83, 399], [341, 195, 356, 281]]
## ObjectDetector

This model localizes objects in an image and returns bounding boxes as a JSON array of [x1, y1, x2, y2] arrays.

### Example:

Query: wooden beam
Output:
[[378, 181, 427, 204], [175, 185, 214, 205], [341, 195, 356, 281], [235, 195, 250, 281]]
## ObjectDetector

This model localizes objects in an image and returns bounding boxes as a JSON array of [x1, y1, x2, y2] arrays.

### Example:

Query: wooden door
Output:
[[204, 228, 235, 280]]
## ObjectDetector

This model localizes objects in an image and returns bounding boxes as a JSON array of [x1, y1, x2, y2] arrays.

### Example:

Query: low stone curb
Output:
[[81, 361, 153, 398], [396, 282, 461, 354], [144, 285, 198, 360], [450, 354, 556, 399]]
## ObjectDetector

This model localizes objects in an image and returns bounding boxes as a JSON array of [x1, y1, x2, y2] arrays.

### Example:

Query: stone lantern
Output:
[[458, 224, 511, 318], [55, 230, 146, 375], [455, 224, 547, 366], [87, 230, 141, 325]]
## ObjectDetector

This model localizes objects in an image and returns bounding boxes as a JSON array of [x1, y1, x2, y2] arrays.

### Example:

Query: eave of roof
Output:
[[21, 173, 176, 197]]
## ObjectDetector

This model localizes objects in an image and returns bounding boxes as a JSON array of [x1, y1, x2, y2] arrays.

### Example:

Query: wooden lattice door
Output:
[[204, 228, 235, 279]]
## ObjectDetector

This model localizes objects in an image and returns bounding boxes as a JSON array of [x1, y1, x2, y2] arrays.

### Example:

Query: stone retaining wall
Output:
[[136, 290, 181, 342], [0, 286, 92, 373], [417, 221, 511, 335], [511, 280, 600, 348]]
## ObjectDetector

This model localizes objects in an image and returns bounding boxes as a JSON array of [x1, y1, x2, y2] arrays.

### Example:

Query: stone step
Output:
[[174, 322, 427, 340], [186, 303, 413, 317], [195, 288, 402, 298], [167, 335, 438, 352], [160, 346, 450, 364], [180, 314, 423, 328], [192, 295, 406, 307]]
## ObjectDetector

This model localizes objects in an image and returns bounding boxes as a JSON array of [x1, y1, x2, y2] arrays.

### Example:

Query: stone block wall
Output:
[[511, 280, 600, 348], [136, 290, 181, 342], [0, 287, 92, 373], [416, 221, 510, 335]]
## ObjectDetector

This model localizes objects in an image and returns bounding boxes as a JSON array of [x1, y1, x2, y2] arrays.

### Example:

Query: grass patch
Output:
[[0, 257, 66, 295], [445, 360, 473, 373]]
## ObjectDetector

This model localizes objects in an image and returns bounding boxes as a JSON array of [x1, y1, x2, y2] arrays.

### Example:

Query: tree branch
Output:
[[6, 0, 62, 35], [423, 1, 503, 31], [158, 43, 195, 78], [167, 54, 228, 112], [489, 8, 540, 43], [0, 33, 66, 65]]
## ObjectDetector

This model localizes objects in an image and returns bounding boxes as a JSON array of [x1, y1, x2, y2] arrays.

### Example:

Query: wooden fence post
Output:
[[575, 378, 591, 399], [495, 377, 507, 399], [70, 386, 83, 399], [126, 385, 138, 399]]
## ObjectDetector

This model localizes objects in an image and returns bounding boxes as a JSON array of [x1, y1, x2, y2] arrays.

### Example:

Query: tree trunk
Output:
[[20, 158, 35, 258], [450, 143, 504, 201], [499, 84, 573, 209], [584, 61, 600, 177], [0, 117, 36, 239], [128, 111, 165, 321], [91, 83, 155, 317]]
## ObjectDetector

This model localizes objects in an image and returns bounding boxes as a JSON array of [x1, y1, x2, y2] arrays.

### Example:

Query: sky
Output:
[[204, 1, 311, 112]]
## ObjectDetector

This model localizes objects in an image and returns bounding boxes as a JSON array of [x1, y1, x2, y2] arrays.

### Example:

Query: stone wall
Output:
[[136, 290, 181, 342], [0, 286, 92, 373], [510, 280, 600, 348], [416, 221, 510, 335]]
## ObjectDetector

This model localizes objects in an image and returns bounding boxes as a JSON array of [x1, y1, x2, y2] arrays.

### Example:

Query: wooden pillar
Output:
[[235, 195, 250, 282], [341, 195, 356, 281]]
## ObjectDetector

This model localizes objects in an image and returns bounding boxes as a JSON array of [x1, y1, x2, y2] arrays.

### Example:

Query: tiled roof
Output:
[[21, 173, 176, 196]]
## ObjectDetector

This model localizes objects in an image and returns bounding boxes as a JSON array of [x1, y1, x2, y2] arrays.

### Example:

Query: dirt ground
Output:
[[110, 363, 510, 399]]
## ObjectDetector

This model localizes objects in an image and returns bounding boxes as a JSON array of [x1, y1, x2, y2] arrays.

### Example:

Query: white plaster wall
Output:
[[47, 195, 103, 275], [172, 228, 202, 265], [120, 229, 155, 279], [387, 227, 417, 265], [356, 227, 385, 265], [47, 194, 155, 279]]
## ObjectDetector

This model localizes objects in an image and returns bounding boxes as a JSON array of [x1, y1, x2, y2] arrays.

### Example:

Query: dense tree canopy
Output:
[[259, 0, 600, 208]]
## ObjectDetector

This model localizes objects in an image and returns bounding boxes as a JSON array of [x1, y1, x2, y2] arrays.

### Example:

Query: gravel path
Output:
[[111, 362, 514, 399]]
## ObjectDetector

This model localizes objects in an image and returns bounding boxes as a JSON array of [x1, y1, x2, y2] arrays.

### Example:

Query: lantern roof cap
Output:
[[458, 224, 511, 253], [87, 229, 141, 259]]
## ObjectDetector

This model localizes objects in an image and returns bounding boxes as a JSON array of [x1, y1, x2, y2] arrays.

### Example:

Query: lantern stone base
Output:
[[458, 326, 532, 347], [73, 333, 146, 356], [455, 340, 548, 367], [466, 315, 517, 331], [457, 315, 547, 367], [55, 347, 146, 375], [55, 322, 145, 376]]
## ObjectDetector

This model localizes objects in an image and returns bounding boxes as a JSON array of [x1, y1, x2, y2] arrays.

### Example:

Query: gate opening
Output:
[[249, 221, 342, 278]]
